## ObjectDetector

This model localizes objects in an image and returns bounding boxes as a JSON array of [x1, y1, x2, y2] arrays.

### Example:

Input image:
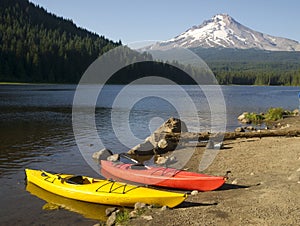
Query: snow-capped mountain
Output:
[[147, 14, 300, 51]]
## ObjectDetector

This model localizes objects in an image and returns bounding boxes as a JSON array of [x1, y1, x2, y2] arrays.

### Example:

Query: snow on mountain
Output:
[[146, 14, 300, 51]]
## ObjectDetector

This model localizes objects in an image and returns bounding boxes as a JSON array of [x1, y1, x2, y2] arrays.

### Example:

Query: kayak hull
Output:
[[26, 182, 108, 221], [25, 168, 186, 208], [101, 161, 226, 191]]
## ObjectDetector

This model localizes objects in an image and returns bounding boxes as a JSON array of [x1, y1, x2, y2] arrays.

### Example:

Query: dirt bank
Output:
[[129, 116, 300, 225]]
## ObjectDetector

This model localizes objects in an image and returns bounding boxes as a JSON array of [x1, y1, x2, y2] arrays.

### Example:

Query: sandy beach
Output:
[[129, 116, 300, 225]]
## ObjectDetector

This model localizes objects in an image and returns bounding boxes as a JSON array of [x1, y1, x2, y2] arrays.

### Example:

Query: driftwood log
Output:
[[127, 116, 300, 158], [127, 129, 300, 157], [175, 129, 300, 143]]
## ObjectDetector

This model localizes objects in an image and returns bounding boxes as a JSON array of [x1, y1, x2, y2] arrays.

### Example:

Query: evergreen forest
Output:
[[0, 0, 120, 83]]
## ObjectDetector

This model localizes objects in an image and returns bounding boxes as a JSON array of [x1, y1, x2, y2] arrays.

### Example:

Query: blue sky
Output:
[[29, 0, 300, 45]]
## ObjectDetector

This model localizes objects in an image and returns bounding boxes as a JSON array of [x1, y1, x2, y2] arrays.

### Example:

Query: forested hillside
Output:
[[0, 0, 120, 83], [193, 48, 300, 85]]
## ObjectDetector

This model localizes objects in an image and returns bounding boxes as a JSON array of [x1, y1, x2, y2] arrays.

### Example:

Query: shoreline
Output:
[[1, 82, 300, 87], [127, 116, 300, 225], [0, 82, 72, 85]]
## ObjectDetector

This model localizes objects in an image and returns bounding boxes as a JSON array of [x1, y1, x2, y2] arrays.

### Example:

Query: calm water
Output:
[[0, 84, 299, 225]]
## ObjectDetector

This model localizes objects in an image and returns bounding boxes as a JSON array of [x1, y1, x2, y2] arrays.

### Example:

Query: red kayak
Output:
[[100, 160, 226, 191]]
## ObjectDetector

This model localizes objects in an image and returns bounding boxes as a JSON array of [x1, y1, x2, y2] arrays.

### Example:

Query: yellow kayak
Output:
[[25, 169, 187, 208]]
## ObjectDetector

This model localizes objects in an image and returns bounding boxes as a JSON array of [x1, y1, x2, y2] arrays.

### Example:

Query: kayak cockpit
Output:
[[64, 175, 92, 185], [40, 171, 92, 185]]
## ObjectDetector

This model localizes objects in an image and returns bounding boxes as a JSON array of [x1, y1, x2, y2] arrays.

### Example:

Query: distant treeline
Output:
[[194, 48, 300, 85], [212, 62, 300, 86]]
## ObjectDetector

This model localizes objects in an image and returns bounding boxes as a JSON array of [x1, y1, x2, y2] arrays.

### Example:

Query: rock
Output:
[[42, 203, 60, 210], [134, 202, 147, 210], [214, 142, 224, 149], [231, 179, 238, 184], [191, 190, 198, 195], [155, 117, 188, 134], [205, 140, 224, 150], [157, 139, 168, 149], [155, 156, 168, 165], [160, 206, 168, 211], [156, 138, 179, 153], [238, 112, 249, 121], [292, 109, 299, 116], [245, 126, 256, 131], [107, 154, 120, 162], [137, 140, 155, 151], [92, 148, 113, 160], [280, 124, 291, 129], [129, 210, 138, 219], [105, 207, 118, 217], [127, 140, 155, 155], [288, 168, 300, 182], [237, 115, 244, 121], [235, 127, 245, 132], [156, 155, 176, 165], [241, 118, 251, 124], [287, 171, 300, 181], [141, 215, 153, 221], [106, 211, 117, 226], [128, 117, 187, 156]]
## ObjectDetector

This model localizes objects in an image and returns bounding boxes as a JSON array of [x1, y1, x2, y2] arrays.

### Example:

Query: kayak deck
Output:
[[101, 160, 226, 191], [25, 168, 187, 208]]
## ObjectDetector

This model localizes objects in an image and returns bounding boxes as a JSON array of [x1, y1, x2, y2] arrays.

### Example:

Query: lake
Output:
[[0, 84, 299, 225]]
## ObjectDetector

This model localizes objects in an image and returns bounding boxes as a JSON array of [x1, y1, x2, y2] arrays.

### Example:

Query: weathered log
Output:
[[126, 129, 300, 163], [128, 129, 300, 157], [172, 129, 300, 142], [223, 129, 300, 140]]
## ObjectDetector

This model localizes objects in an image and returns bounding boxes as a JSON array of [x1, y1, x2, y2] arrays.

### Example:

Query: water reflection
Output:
[[26, 183, 108, 222], [0, 107, 73, 176]]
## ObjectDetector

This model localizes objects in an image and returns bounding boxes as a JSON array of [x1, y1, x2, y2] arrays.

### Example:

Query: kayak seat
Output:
[[130, 163, 147, 170], [65, 175, 90, 184]]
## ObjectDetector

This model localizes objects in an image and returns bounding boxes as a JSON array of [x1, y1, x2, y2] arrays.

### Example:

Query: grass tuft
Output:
[[115, 209, 131, 225]]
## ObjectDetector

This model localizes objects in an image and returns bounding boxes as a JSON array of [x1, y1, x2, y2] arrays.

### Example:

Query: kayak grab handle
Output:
[[224, 171, 231, 180]]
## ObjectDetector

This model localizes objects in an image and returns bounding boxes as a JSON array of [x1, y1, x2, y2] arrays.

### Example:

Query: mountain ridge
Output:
[[147, 14, 300, 51]]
